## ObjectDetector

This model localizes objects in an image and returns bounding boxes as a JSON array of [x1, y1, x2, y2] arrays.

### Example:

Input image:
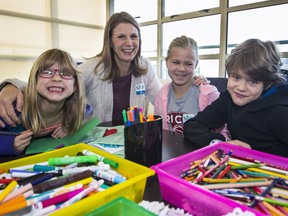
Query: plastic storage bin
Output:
[[0, 143, 155, 216], [151, 142, 288, 216], [85, 196, 156, 216]]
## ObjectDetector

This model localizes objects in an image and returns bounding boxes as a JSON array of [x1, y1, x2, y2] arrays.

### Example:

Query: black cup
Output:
[[124, 115, 162, 167]]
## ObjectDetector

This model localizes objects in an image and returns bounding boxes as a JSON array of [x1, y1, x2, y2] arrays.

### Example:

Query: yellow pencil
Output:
[[228, 161, 288, 179], [0, 180, 18, 203], [247, 167, 288, 179]]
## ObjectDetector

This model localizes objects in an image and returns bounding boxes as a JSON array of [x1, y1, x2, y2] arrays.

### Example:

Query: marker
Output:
[[57, 180, 104, 209], [18, 172, 49, 186], [9, 162, 49, 171], [33, 164, 61, 172], [32, 170, 93, 193], [122, 109, 128, 124], [55, 143, 65, 149], [94, 170, 126, 184], [33, 188, 84, 209], [48, 155, 98, 166], [26, 184, 83, 205], [1, 183, 33, 203], [0, 180, 18, 202], [62, 165, 109, 175], [29, 173, 56, 186], [10, 169, 41, 178], [0, 194, 27, 215], [82, 150, 119, 168]]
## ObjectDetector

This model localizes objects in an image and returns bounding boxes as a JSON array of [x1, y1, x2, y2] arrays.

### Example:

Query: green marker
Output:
[[48, 155, 98, 166], [82, 150, 119, 168]]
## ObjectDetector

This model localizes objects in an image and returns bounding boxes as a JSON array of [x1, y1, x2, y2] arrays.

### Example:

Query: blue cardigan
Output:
[[0, 104, 93, 156]]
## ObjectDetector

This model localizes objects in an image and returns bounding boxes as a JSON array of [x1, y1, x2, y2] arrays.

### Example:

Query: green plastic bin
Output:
[[85, 196, 156, 216]]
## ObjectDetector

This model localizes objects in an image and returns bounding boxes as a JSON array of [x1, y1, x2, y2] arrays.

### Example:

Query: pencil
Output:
[[202, 180, 273, 190], [262, 201, 286, 216], [202, 178, 266, 184]]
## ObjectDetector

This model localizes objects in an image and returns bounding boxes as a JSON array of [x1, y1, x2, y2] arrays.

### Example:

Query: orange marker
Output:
[[147, 114, 155, 122], [0, 195, 27, 215]]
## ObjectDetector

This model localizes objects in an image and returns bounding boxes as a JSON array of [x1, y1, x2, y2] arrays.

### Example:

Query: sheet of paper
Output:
[[25, 117, 101, 154], [83, 125, 125, 157]]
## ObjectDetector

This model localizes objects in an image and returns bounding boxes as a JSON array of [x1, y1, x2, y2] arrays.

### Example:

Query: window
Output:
[[0, 0, 106, 82], [114, 0, 288, 79]]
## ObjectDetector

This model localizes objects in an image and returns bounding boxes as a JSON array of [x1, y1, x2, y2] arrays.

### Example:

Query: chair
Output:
[[207, 77, 228, 93]]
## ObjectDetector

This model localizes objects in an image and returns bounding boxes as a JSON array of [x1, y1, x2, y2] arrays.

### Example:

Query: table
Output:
[[0, 129, 198, 202]]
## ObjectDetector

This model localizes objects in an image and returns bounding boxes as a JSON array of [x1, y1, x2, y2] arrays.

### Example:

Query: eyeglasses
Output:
[[39, 69, 75, 80]]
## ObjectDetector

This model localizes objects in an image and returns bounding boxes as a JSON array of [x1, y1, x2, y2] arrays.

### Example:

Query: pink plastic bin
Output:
[[151, 142, 288, 216]]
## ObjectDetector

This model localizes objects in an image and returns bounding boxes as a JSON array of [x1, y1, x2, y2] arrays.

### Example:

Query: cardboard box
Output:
[[151, 142, 288, 216], [0, 143, 154, 215]]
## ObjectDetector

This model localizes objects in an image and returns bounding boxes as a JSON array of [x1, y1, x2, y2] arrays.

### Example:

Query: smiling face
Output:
[[166, 47, 198, 87], [36, 63, 75, 103], [227, 69, 265, 106], [111, 23, 139, 65]]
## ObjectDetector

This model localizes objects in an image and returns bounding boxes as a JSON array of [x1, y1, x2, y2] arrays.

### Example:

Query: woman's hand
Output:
[[0, 84, 24, 127], [14, 130, 33, 152], [227, 140, 252, 149], [193, 75, 209, 86]]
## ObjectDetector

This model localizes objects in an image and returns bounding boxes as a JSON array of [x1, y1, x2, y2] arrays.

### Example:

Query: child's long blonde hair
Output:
[[21, 49, 85, 135]]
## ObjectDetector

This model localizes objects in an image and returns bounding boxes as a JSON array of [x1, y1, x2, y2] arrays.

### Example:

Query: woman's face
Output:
[[111, 23, 140, 64], [227, 69, 265, 106]]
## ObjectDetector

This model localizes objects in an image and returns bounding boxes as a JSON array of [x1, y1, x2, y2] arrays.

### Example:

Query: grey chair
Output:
[[207, 77, 228, 93]]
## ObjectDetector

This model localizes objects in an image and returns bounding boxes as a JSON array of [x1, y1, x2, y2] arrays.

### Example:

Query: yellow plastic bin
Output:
[[0, 143, 155, 215], [85, 196, 156, 216]]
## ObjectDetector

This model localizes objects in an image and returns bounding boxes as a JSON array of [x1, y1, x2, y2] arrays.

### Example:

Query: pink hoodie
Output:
[[154, 82, 229, 138]]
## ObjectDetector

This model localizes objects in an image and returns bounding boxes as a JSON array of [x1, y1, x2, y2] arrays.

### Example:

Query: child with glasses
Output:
[[0, 49, 90, 156], [184, 38, 288, 157]]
